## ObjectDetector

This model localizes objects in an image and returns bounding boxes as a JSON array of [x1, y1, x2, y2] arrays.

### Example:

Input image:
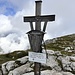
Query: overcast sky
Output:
[[0, 0, 75, 53]]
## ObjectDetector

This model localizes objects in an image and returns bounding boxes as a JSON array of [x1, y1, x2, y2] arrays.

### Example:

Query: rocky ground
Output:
[[0, 34, 75, 75], [0, 49, 75, 75]]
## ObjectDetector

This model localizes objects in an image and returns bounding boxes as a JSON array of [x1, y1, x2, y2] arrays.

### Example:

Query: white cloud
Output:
[[0, 15, 12, 34], [41, 0, 75, 37], [8, 0, 75, 43], [0, 2, 36, 53], [0, 14, 29, 53], [8, 33, 29, 52], [10, 4, 35, 32], [0, 0, 75, 53], [0, 33, 29, 53]]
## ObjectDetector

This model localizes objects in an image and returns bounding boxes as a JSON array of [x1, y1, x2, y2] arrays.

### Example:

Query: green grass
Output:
[[46, 43, 64, 51], [61, 51, 75, 56], [45, 34, 75, 52], [0, 50, 31, 64]]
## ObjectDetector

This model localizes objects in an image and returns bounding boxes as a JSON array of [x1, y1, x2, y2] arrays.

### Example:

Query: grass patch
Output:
[[45, 34, 75, 52], [46, 43, 64, 51], [0, 50, 31, 64], [61, 51, 74, 56]]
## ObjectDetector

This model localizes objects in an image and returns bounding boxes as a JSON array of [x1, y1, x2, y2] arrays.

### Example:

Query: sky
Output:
[[0, 0, 75, 53]]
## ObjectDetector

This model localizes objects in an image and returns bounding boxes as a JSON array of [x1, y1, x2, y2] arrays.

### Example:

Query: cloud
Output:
[[10, 4, 35, 32], [0, 15, 12, 34], [1, 0, 75, 35], [0, 0, 75, 53], [8, 0, 75, 41], [0, 33, 29, 53], [42, 0, 75, 37], [0, 0, 35, 15], [0, 14, 29, 53], [0, 0, 35, 53]]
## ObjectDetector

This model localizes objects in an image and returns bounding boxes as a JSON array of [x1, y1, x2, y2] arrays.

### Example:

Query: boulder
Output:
[[8, 62, 33, 75], [2, 61, 18, 75], [23, 70, 74, 75], [17, 56, 28, 64]]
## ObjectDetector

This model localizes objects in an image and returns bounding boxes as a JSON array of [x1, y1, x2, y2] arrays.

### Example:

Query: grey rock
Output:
[[8, 62, 33, 75], [17, 56, 28, 64]]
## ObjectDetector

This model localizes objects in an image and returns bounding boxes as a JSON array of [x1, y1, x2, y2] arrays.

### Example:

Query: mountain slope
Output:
[[45, 34, 75, 55], [0, 33, 75, 75]]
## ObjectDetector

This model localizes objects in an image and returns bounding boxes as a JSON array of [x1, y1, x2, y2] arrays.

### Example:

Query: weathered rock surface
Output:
[[8, 62, 33, 75], [23, 70, 74, 75], [0, 50, 75, 75]]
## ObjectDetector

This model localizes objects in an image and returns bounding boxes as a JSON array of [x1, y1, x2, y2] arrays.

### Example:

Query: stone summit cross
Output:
[[23, 0, 55, 75]]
